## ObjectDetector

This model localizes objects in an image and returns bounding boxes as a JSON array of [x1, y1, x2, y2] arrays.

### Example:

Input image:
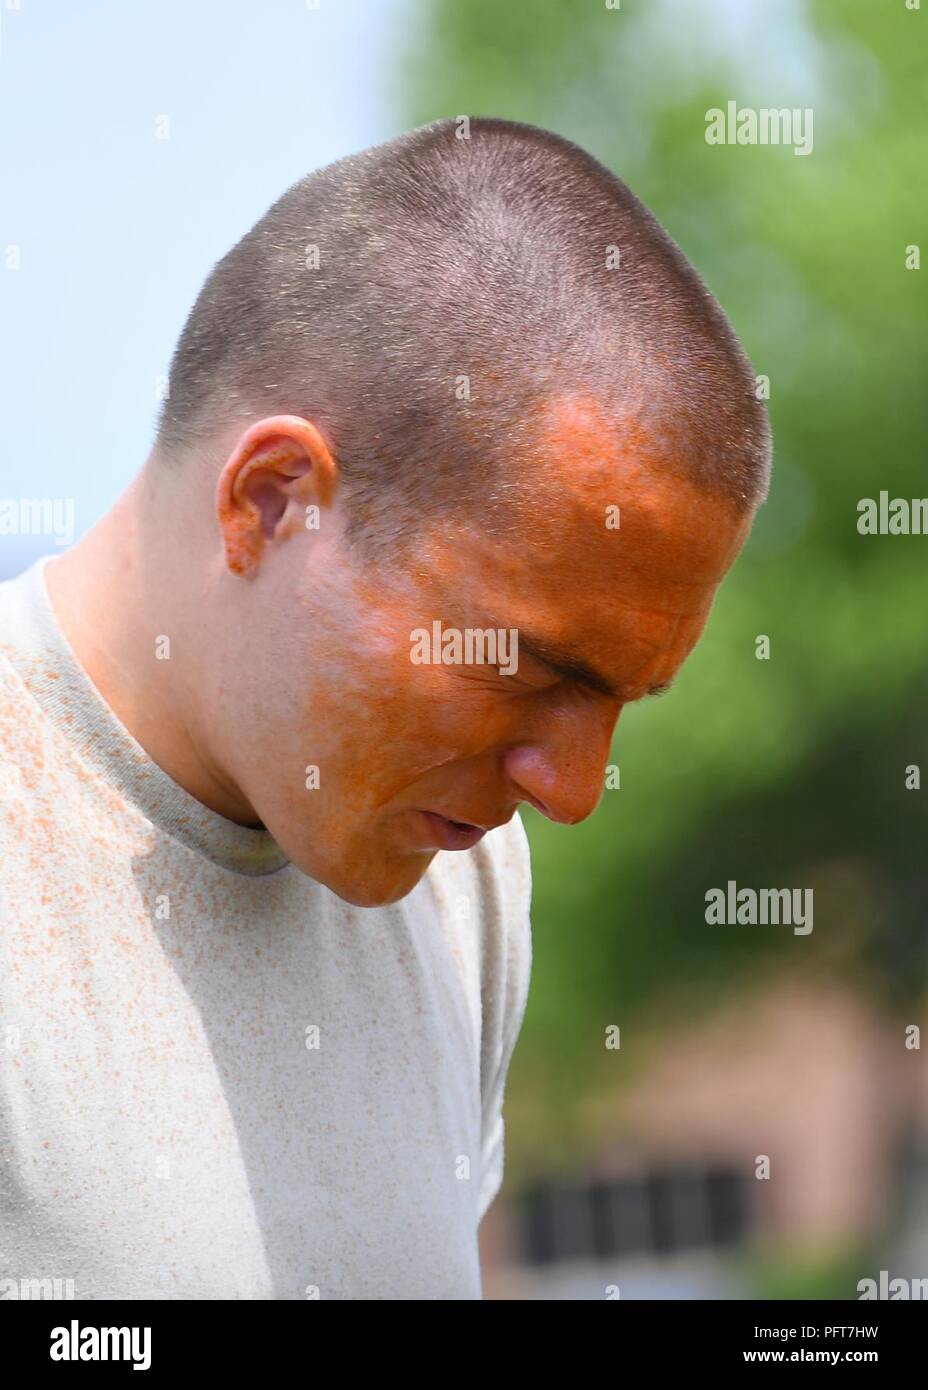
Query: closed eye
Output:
[[494, 656, 562, 688]]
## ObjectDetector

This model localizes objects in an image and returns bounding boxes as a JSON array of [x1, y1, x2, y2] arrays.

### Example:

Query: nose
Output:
[[502, 698, 622, 825]]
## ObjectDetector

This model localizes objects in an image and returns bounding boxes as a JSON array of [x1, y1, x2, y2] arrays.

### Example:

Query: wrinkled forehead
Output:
[[350, 391, 752, 644], [400, 469, 747, 664]]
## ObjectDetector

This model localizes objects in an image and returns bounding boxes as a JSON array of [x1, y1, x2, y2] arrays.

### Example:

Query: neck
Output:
[[43, 462, 259, 827]]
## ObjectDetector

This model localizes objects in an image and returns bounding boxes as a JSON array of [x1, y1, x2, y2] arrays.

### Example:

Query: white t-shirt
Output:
[[0, 556, 532, 1300]]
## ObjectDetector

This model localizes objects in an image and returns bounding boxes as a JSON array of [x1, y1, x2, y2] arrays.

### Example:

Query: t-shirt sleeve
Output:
[[475, 812, 533, 1223]]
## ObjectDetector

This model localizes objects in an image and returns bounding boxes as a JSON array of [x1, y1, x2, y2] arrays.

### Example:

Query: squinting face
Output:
[[205, 400, 755, 906]]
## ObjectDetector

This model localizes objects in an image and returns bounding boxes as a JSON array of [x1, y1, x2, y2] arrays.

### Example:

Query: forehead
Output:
[[397, 397, 752, 691], [440, 392, 749, 590], [527, 391, 749, 573]]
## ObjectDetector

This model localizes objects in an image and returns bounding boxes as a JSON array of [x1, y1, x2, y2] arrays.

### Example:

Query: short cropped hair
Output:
[[155, 116, 771, 544]]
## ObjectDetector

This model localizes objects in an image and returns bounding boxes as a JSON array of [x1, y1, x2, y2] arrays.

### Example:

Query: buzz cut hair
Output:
[[155, 116, 772, 546]]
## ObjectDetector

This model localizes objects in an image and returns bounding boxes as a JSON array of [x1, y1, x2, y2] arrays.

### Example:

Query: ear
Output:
[[216, 415, 338, 576]]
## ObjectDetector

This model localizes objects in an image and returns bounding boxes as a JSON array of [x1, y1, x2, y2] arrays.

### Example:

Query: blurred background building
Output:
[[480, 975, 928, 1298]]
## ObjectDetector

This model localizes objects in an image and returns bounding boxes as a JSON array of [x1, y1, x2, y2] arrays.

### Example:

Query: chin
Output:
[[291, 845, 436, 909]]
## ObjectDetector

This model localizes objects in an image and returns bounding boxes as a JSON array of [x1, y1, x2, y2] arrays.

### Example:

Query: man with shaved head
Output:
[[0, 118, 770, 1300]]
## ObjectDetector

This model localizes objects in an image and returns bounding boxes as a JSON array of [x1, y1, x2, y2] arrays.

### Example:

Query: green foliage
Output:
[[740, 1236, 877, 1301]]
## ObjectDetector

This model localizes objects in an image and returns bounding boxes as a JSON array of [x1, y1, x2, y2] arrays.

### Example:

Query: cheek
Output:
[[371, 664, 504, 753], [311, 659, 515, 801], [291, 655, 452, 782]]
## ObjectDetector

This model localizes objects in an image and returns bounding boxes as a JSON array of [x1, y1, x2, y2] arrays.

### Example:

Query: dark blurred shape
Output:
[[519, 1165, 748, 1266]]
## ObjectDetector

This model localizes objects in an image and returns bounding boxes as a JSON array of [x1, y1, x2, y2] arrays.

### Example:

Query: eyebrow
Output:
[[515, 631, 677, 702]]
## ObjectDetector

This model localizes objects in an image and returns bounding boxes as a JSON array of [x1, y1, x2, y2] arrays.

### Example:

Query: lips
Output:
[[417, 811, 487, 851]]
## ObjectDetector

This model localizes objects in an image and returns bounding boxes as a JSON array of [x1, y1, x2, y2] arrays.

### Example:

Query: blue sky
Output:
[[0, 0, 407, 576]]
